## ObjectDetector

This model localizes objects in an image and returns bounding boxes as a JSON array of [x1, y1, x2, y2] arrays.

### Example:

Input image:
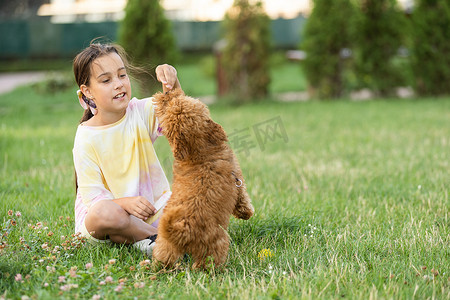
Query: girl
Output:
[[72, 42, 181, 255]]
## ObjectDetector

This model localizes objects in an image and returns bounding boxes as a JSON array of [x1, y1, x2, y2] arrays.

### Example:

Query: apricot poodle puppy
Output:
[[152, 88, 254, 269]]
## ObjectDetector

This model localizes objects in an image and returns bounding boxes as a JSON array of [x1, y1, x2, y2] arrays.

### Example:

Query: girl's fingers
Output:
[[156, 68, 168, 84], [156, 64, 177, 90], [132, 210, 145, 220], [145, 203, 157, 214], [136, 204, 151, 217], [134, 207, 150, 220], [137, 202, 156, 216]]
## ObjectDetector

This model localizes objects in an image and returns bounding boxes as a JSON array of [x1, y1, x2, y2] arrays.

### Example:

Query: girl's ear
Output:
[[80, 84, 93, 100]]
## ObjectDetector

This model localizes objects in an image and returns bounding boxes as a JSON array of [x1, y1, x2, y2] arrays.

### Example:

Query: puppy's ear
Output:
[[206, 120, 228, 145], [173, 132, 189, 160], [152, 91, 165, 104], [153, 91, 174, 107]]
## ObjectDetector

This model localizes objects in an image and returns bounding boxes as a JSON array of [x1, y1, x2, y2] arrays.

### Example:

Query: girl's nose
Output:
[[114, 77, 124, 89]]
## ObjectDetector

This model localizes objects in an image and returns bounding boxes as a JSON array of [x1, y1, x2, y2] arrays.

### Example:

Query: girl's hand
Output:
[[114, 196, 157, 221], [155, 64, 182, 93]]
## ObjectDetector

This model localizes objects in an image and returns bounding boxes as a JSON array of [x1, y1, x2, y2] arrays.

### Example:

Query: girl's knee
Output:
[[88, 201, 129, 230]]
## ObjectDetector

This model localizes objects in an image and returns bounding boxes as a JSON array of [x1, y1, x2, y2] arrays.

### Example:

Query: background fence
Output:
[[0, 15, 305, 60]]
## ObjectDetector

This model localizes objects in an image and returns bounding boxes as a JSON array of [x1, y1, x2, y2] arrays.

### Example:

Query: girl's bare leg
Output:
[[84, 200, 157, 244]]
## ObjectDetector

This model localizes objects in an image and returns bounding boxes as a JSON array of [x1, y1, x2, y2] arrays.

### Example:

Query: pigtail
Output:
[[80, 109, 94, 124]]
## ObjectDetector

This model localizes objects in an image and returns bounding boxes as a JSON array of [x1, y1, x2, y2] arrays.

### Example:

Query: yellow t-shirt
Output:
[[73, 97, 171, 232]]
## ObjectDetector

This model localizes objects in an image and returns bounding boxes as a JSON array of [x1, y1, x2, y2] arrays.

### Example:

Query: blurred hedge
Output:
[[222, 0, 271, 102], [411, 0, 450, 96], [301, 0, 356, 99]]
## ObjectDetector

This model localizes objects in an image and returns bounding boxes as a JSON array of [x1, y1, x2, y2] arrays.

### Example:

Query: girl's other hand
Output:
[[155, 64, 181, 93], [115, 196, 157, 221]]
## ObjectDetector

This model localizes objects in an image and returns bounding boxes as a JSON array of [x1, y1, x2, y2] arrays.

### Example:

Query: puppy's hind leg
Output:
[[152, 237, 183, 268], [192, 234, 230, 269]]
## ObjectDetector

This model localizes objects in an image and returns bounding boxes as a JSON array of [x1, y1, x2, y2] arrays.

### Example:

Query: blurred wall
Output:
[[0, 15, 305, 59]]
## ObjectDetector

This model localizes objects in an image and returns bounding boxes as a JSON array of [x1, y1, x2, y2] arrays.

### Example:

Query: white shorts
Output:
[[78, 219, 111, 245]]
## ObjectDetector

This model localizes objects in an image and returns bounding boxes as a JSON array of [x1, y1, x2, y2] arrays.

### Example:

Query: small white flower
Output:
[[46, 266, 55, 273]]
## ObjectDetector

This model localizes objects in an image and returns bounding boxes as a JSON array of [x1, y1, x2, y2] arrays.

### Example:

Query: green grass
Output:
[[0, 75, 449, 299]]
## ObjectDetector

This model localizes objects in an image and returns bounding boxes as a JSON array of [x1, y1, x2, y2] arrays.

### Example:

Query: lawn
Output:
[[0, 67, 449, 299]]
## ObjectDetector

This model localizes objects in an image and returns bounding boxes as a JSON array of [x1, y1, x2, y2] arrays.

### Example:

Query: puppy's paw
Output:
[[150, 258, 165, 271], [233, 203, 254, 220]]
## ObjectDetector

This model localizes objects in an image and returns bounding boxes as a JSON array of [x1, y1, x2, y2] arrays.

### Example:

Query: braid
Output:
[[80, 109, 94, 124]]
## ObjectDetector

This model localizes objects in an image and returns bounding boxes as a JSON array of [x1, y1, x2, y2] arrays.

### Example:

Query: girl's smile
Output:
[[113, 92, 126, 100]]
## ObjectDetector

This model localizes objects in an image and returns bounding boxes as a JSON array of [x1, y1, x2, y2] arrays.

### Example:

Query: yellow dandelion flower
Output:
[[258, 248, 274, 260]]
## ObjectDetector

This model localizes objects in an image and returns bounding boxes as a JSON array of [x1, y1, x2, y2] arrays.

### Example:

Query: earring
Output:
[[86, 98, 97, 115], [77, 90, 98, 115], [83, 96, 97, 109]]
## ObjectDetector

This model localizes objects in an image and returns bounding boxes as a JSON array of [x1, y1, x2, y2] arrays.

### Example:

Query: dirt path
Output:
[[0, 72, 46, 94]]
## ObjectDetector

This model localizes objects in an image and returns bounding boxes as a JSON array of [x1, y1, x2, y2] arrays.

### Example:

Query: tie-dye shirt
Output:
[[73, 97, 171, 233]]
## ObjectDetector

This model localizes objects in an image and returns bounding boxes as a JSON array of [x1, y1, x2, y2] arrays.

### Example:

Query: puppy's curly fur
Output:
[[152, 89, 254, 269]]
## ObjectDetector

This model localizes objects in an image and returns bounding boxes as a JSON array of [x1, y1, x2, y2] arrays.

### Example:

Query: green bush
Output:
[[301, 0, 356, 99], [119, 0, 178, 94], [353, 0, 408, 97], [411, 0, 450, 96], [32, 72, 74, 94], [222, 0, 271, 102]]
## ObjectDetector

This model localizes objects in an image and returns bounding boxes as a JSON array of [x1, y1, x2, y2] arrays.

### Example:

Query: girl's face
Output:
[[81, 52, 132, 119]]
